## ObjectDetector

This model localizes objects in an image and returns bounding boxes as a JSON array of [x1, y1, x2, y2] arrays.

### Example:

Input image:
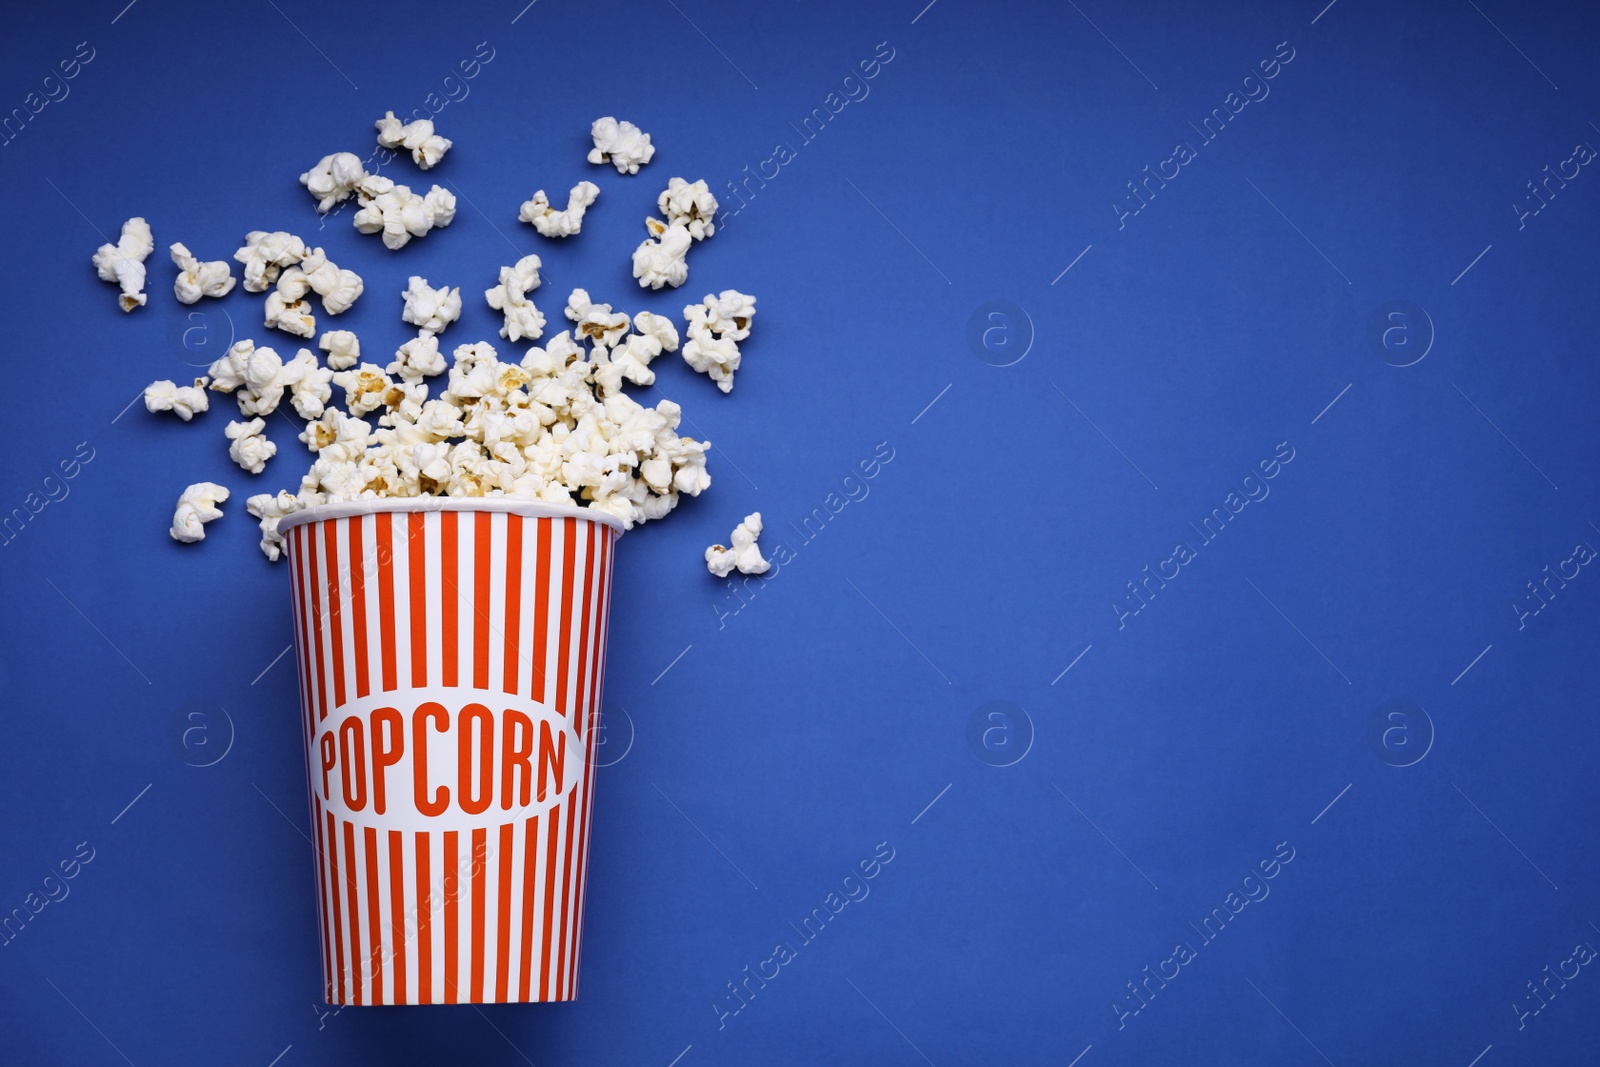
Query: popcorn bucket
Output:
[[277, 500, 622, 1005]]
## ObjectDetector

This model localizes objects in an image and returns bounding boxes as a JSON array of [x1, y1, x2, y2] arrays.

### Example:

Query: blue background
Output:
[[2, 0, 1598, 1063]]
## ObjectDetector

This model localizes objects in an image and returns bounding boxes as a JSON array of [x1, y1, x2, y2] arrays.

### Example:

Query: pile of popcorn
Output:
[[117, 113, 772, 576]]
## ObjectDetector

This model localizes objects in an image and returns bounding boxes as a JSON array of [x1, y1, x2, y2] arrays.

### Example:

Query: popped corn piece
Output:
[[286, 348, 334, 419], [611, 311, 679, 388], [227, 417, 278, 474], [93, 217, 155, 312], [245, 489, 304, 560], [299, 152, 369, 212], [375, 110, 452, 169], [632, 223, 691, 290], [318, 329, 360, 371], [705, 512, 769, 577], [333, 362, 409, 417], [587, 117, 654, 175], [695, 289, 757, 341], [208, 339, 299, 416], [518, 182, 599, 238], [565, 289, 630, 348], [485, 254, 546, 342], [234, 230, 307, 293], [400, 276, 462, 334], [389, 331, 447, 383], [299, 248, 364, 315], [264, 289, 317, 339], [143, 377, 210, 421], [657, 178, 718, 240], [170, 482, 229, 543], [170, 242, 236, 303], [681, 319, 741, 393], [351, 175, 456, 249]]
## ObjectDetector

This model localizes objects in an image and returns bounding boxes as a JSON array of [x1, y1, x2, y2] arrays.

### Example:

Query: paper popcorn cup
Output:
[[277, 500, 622, 1005]]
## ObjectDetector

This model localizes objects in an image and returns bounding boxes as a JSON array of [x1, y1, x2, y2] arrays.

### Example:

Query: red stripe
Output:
[[378, 514, 398, 692], [290, 525, 313, 748], [570, 529, 614, 995], [519, 816, 539, 1001], [495, 822, 514, 1002], [474, 512, 491, 690], [344, 821, 363, 1004], [574, 521, 596, 739], [312, 793, 333, 1002], [388, 829, 407, 1004], [503, 515, 523, 695], [326, 809, 346, 1004], [555, 779, 579, 997], [555, 518, 577, 716], [470, 827, 487, 1001], [325, 521, 346, 710], [540, 799, 559, 1000], [532, 520, 551, 703], [409, 513, 428, 689], [308, 524, 328, 722], [364, 826, 384, 1000], [415, 831, 433, 1004], [443, 829, 459, 1003], [350, 516, 370, 699], [441, 511, 459, 688]]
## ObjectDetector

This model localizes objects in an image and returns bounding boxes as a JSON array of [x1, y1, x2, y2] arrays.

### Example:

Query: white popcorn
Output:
[[171, 482, 229, 543], [518, 182, 599, 238], [682, 317, 741, 393], [375, 110, 452, 169], [632, 222, 691, 290], [485, 254, 545, 342], [351, 175, 456, 250], [587, 117, 654, 175], [227, 417, 278, 474], [565, 288, 630, 348], [400, 276, 462, 334], [264, 288, 317, 339], [657, 178, 718, 240], [286, 348, 334, 419], [705, 512, 770, 577], [299, 152, 369, 212], [234, 230, 307, 293], [610, 311, 679, 389], [246, 489, 304, 560], [208, 339, 299, 416], [318, 330, 360, 371], [169, 242, 236, 304], [388, 331, 447, 383], [93, 217, 154, 312], [694, 289, 756, 340], [143, 377, 211, 421], [333, 362, 409, 417], [298, 248, 364, 315]]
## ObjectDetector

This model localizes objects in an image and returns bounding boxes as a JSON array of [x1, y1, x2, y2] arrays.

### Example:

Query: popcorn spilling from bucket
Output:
[[114, 114, 762, 570]]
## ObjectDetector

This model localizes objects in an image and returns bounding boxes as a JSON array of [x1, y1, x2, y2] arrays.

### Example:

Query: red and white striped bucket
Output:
[[277, 500, 622, 1005]]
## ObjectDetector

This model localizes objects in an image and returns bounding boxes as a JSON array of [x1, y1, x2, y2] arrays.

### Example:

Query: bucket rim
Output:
[[277, 497, 627, 536]]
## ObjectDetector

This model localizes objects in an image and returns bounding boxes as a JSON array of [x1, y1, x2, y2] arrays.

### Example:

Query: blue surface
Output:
[[3, 0, 1599, 1063]]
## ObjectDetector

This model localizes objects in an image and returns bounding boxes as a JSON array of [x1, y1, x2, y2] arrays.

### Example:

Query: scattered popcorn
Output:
[[485, 254, 545, 342], [681, 290, 756, 392], [227, 417, 278, 474], [208, 339, 299, 416], [705, 512, 770, 577], [246, 489, 305, 561], [351, 175, 456, 249], [603, 311, 678, 391], [318, 330, 360, 371], [299, 152, 368, 213], [588, 117, 654, 175], [264, 288, 317, 339], [400, 276, 462, 334], [375, 110, 452, 169], [333, 362, 410, 417], [170, 482, 229, 543], [518, 181, 599, 238], [143, 377, 211, 421], [631, 222, 691, 290], [234, 230, 307, 293], [298, 248, 364, 315], [170, 242, 236, 304], [656, 178, 718, 240], [286, 348, 334, 419], [93, 217, 155, 312], [566, 289, 630, 348], [389, 331, 447, 383]]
